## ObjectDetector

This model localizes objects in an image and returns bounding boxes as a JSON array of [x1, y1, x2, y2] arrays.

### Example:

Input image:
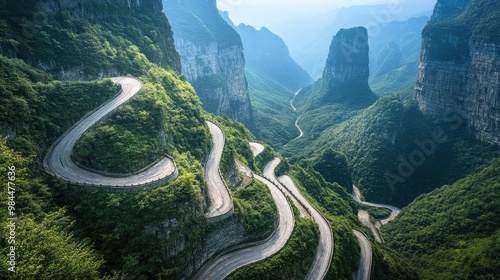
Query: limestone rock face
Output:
[[416, 0, 500, 145], [323, 27, 370, 83], [163, 0, 252, 123], [321, 27, 375, 105]]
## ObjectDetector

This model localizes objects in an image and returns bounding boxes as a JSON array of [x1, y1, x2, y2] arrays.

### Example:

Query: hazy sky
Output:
[[217, 0, 431, 28]]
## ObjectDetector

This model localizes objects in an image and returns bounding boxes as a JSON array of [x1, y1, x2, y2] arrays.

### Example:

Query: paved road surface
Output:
[[43, 77, 177, 186], [263, 158, 309, 218], [353, 230, 372, 280], [278, 174, 334, 280], [352, 186, 401, 226], [262, 157, 333, 280], [205, 121, 233, 220], [358, 210, 382, 244], [249, 142, 265, 158], [193, 174, 294, 280]]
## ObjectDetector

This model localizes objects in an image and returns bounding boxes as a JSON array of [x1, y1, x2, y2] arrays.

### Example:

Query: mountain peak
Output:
[[321, 27, 375, 105], [323, 27, 369, 83]]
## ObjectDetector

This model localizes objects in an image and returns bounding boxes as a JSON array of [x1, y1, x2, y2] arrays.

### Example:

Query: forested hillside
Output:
[[0, 1, 274, 278], [384, 159, 500, 279]]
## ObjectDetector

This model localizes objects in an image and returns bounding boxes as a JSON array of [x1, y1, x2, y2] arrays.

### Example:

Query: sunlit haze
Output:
[[217, 0, 434, 28]]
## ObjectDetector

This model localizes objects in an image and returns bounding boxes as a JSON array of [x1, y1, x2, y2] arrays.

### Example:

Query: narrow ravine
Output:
[[44, 77, 234, 223]]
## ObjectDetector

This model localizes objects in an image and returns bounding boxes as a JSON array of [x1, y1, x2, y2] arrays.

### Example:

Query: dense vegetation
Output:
[[0, 141, 108, 279], [0, 56, 119, 155], [424, 0, 500, 44], [287, 164, 360, 279], [0, 1, 180, 79], [384, 159, 500, 279], [287, 95, 500, 206], [74, 67, 211, 173], [228, 214, 318, 279], [210, 116, 255, 175], [0, 58, 118, 278]]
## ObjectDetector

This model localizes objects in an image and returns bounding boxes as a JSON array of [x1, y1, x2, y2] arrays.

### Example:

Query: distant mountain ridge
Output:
[[272, 0, 435, 79], [369, 15, 429, 98], [221, 11, 311, 92], [221, 11, 312, 147]]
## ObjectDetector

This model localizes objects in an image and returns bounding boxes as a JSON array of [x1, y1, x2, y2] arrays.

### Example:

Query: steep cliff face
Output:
[[322, 27, 376, 105], [416, 0, 500, 145], [163, 0, 252, 123]]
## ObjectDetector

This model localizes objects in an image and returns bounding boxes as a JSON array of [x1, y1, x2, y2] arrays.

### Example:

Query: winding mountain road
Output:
[[353, 186, 401, 226], [43, 76, 378, 279], [264, 157, 333, 280], [193, 173, 294, 280], [249, 142, 265, 158], [358, 210, 383, 244], [43, 77, 178, 187], [353, 230, 372, 280], [205, 121, 233, 221], [289, 90, 304, 140]]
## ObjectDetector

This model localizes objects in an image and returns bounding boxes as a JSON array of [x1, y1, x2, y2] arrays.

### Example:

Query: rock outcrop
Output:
[[163, 0, 252, 123], [416, 0, 500, 145], [322, 27, 376, 105]]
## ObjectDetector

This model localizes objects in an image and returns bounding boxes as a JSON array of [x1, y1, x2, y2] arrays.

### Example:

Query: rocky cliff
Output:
[[163, 0, 252, 123], [416, 0, 500, 145], [322, 27, 376, 105]]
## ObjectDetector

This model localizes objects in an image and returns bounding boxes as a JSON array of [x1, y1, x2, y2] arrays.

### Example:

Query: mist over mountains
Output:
[[268, 0, 435, 79]]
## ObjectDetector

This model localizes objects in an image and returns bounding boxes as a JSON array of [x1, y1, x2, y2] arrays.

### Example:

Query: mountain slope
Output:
[[0, 0, 180, 79], [0, 1, 274, 278], [384, 159, 500, 279]]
